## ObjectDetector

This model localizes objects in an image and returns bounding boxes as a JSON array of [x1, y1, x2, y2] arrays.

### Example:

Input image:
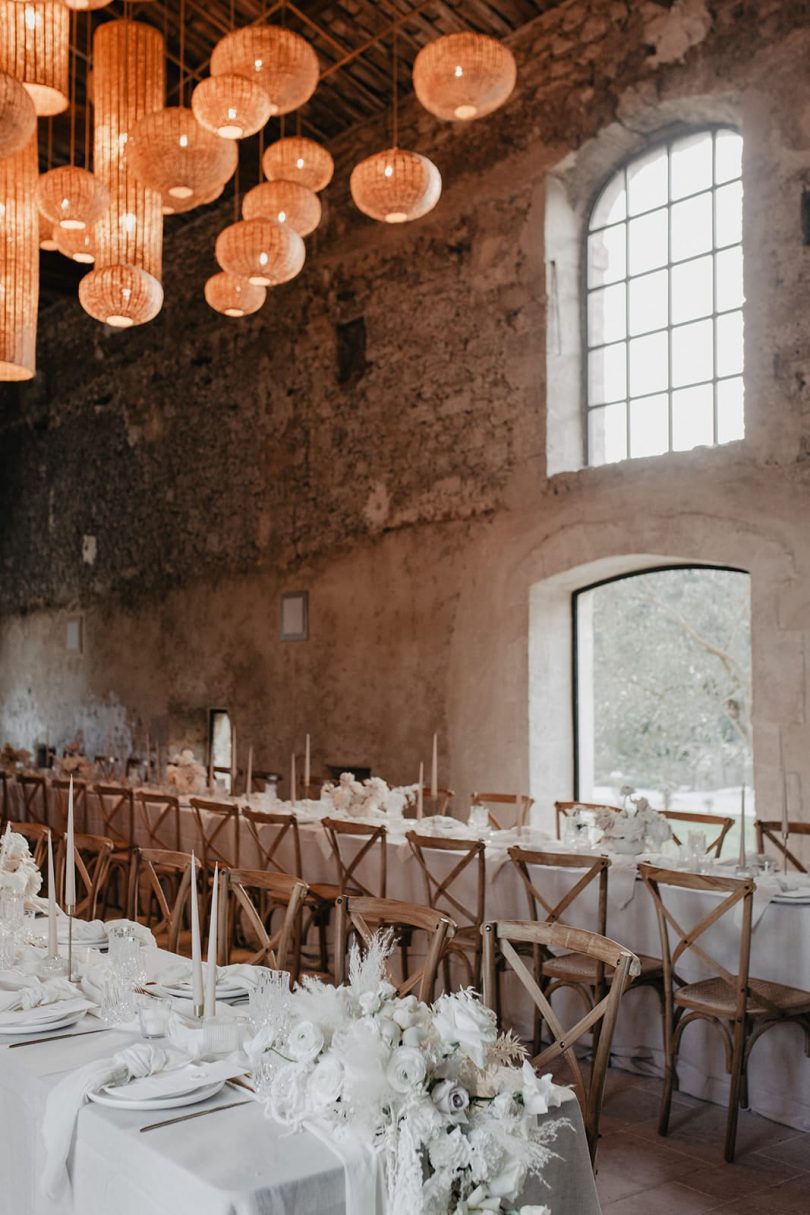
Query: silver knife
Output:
[[139, 1098, 252, 1133], [8, 1027, 114, 1049]]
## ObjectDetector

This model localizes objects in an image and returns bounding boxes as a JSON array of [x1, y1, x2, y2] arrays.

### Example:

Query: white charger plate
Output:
[[88, 1079, 224, 1111], [159, 981, 249, 1001], [0, 1009, 88, 1035]]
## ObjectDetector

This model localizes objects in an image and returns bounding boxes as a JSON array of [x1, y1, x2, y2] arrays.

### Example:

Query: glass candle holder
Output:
[[137, 994, 172, 1039], [202, 1014, 248, 1058]]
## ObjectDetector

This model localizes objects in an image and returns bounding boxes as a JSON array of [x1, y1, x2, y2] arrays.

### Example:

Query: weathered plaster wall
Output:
[[2, 0, 810, 834]]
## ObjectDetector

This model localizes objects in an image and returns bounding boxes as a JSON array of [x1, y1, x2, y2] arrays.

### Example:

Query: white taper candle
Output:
[[431, 734, 438, 800], [190, 852, 204, 1014], [205, 864, 219, 1018], [47, 831, 58, 960], [64, 775, 76, 910], [304, 734, 310, 791], [417, 762, 424, 819], [246, 745, 253, 799], [291, 752, 297, 805]]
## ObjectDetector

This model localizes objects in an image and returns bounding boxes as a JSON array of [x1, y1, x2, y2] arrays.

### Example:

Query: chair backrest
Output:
[[57, 831, 114, 919], [93, 756, 119, 780], [8, 821, 51, 870], [483, 918, 640, 1162], [471, 791, 534, 830], [660, 810, 734, 858], [0, 772, 8, 826], [508, 846, 609, 937], [134, 847, 198, 953], [554, 800, 621, 839], [221, 868, 307, 974], [335, 895, 454, 1001], [16, 774, 50, 827], [50, 779, 89, 834], [136, 791, 181, 852], [189, 798, 241, 868], [242, 809, 302, 877], [639, 863, 759, 1017], [406, 831, 486, 932], [92, 784, 135, 848], [322, 818, 387, 898], [417, 786, 455, 816], [754, 820, 810, 873]]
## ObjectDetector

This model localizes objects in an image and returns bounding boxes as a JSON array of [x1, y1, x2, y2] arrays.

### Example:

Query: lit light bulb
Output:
[[254, 58, 263, 71], [60, 198, 69, 210], [454, 65, 463, 77], [296, 157, 305, 169], [119, 133, 128, 147], [24, 6, 37, 31], [178, 133, 189, 148], [227, 107, 237, 120], [258, 251, 269, 266], [121, 287, 132, 301], [277, 210, 286, 223], [121, 212, 137, 234], [0, 203, 6, 221], [384, 164, 393, 178]]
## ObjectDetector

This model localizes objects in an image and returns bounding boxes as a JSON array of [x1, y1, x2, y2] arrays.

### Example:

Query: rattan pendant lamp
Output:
[[0, 0, 69, 116], [209, 8, 318, 119], [0, 134, 39, 381], [205, 157, 266, 316], [0, 71, 36, 159], [412, 31, 516, 122], [262, 134, 333, 193], [192, 0, 272, 140]]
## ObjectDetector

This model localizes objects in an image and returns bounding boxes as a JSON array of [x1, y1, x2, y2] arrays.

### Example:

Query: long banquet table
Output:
[[0, 946, 600, 1215]]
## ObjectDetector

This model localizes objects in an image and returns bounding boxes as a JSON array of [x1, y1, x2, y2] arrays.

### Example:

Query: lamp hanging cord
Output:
[[69, 9, 77, 166], [83, 12, 91, 170], [392, 26, 398, 149]]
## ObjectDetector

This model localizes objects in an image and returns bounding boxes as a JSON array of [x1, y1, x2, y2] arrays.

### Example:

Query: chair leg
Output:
[[725, 1017, 747, 1163], [659, 1011, 683, 1138]]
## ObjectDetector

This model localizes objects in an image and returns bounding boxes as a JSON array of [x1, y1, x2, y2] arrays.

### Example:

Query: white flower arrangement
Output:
[[0, 831, 43, 898], [249, 934, 567, 1215], [165, 749, 208, 795], [322, 772, 418, 821], [591, 795, 671, 854], [0, 743, 32, 774], [58, 751, 95, 781]]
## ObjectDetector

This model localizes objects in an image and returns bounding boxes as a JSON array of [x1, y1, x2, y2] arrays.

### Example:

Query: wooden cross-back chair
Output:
[[16, 774, 50, 828], [51, 779, 89, 834], [413, 787, 455, 817], [406, 831, 486, 987], [221, 868, 307, 977], [755, 820, 810, 873], [483, 919, 640, 1163], [133, 847, 200, 954], [335, 895, 454, 1003], [471, 791, 534, 830], [322, 818, 387, 898], [93, 784, 137, 918], [639, 863, 810, 1162], [57, 832, 114, 920], [0, 772, 8, 828], [93, 756, 119, 780], [8, 821, 52, 871], [243, 808, 303, 876], [136, 791, 182, 853], [660, 810, 734, 858], [554, 801, 621, 839], [189, 797, 241, 869]]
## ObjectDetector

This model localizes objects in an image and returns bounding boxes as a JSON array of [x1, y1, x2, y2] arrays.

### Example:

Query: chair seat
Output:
[[675, 975, 810, 1018], [543, 950, 663, 984]]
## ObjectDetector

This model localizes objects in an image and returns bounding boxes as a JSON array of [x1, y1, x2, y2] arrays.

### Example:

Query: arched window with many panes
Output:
[[585, 128, 744, 465]]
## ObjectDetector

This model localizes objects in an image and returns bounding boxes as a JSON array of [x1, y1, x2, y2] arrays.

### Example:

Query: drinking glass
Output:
[[108, 927, 145, 982], [686, 830, 707, 870], [0, 891, 25, 936], [137, 994, 172, 1039], [0, 924, 15, 969], [99, 971, 137, 1025], [249, 969, 291, 1034], [251, 1052, 274, 1101], [468, 804, 490, 836]]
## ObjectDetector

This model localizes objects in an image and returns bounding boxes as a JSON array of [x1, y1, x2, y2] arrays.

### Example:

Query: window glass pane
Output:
[[716, 310, 744, 377], [588, 341, 626, 405], [672, 317, 713, 387], [672, 383, 714, 450], [671, 254, 713, 324], [628, 269, 668, 336], [588, 282, 627, 346], [591, 172, 627, 228], [670, 132, 713, 200], [588, 402, 627, 464], [717, 376, 745, 442], [715, 245, 743, 313], [627, 147, 668, 216], [629, 330, 668, 397], [629, 394, 669, 457], [587, 225, 626, 288], [671, 192, 713, 262], [715, 129, 742, 184], [628, 208, 668, 275], [715, 181, 743, 248]]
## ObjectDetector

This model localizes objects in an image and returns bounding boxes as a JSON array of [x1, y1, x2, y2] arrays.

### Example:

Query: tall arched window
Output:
[[586, 129, 744, 465]]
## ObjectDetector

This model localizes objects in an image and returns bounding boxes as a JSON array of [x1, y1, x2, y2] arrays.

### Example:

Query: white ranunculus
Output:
[[487, 1158, 527, 1200], [286, 1020, 324, 1064], [376, 1015, 402, 1047], [433, 992, 497, 1068], [386, 1045, 427, 1093], [402, 1024, 426, 1048], [392, 995, 420, 1029], [427, 1125, 471, 1172], [307, 1052, 344, 1110], [431, 1078, 470, 1124], [519, 1062, 564, 1116]]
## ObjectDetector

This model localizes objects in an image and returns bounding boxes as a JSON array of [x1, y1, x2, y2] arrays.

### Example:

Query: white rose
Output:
[[307, 1052, 344, 1110], [487, 1158, 527, 1200], [431, 1078, 470, 1124], [433, 992, 497, 1068], [286, 1020, 324, 1064], [519, 1062, 564, 1116], [386, 1045, 427, 1093], [427, 1125, 471, 1172]]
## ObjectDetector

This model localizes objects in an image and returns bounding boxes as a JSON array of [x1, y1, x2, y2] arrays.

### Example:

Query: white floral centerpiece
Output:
[[591, 795, 671, 855], [322, 773, 418, 821], [0, 743, 32, 774], [57, 744, 95, 781], [166, 749, 208, 795], [0, 830, 43, 898], [250, 935, 567, 1215]]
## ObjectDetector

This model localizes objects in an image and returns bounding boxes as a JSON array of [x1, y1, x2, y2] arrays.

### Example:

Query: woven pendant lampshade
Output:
[[215, 217, 305, 287], [350, 148, 441, 224], [0, 135, 39, 381], [64, 0, 119, 9], [412, 32, 516, 122], [162, 179, 224, 216], [262, 135, 333, 193], [79, 263, 163, 328], [242, 180, 321, 237], [38, 210, 58, 250], [0, 1, 69, 116], [81, 19, 164, 327], [127, 106, 237, 201], [191, 74, 272, 140], [37, 165, 109, 230], [204, 271, 265, 317], [210, 26, 318, 117], [54, 224, 95, 263], [0, 71, 36, 159]]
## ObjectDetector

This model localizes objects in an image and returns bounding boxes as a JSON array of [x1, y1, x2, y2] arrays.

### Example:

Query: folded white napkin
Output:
[[42, 1042, 190, 1198], [0, 974, 77, 1014], [53, 916, 156, 947], [155, 959, 265, 992]]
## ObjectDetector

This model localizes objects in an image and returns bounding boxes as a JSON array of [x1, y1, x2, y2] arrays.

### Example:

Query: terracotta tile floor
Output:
[[594, 1071, 810, 1213]]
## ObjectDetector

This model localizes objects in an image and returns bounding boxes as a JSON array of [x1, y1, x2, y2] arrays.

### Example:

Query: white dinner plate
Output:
[[88, 1079, 224, 1112], [773, 891, 810, 903], [57, 929, 108, 948], [159, 981, 249, 1002], [0, 1009, 89, 1035]]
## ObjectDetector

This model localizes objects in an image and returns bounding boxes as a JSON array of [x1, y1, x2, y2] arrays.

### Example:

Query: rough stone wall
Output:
[[2, 0, 810, 836]]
